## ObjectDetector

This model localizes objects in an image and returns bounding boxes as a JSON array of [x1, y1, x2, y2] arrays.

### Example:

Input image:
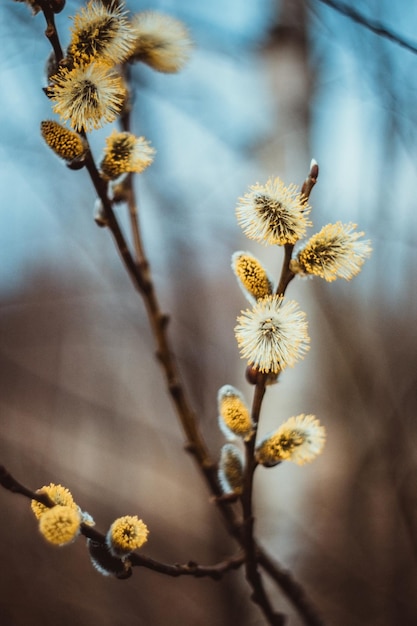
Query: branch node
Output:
[[159, 313, 170, 329]]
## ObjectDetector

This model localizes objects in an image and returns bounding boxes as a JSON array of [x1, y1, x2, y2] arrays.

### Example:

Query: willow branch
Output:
[[130, 552, 245, 580], [240, 377, 285, 624], [236, 161, 321, 622], [0, 465, 54, 507], [1, 461, 324, 623], [276, 160, 318, 297], [4, 13, 326, 624], [124, 172, 147, 265], [68, 149, 324, 624], [0, 465, 243, 580], [80, 152, 322, 624], [118, 66, 147, 264], [258, 548, 325, 626], [276, 243, 295, 296], [81, 140, 243, 541], [39, 0, 64, 64]]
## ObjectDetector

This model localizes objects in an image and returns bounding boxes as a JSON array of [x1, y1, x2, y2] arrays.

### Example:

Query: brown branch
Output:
[[83, 148, 147, 295], [258, 548, 326, 626], [276, 160, 318, 296], [81, 140, 244, 543], [38, 0, 64, 64], [300, 160, 319, 201], [117, 65, 147, 265], [240, 379, 285, 624], [5, 9, 326, 622], [0, 465, 54, 508], [236, 161, 321, 623], [74, 154, 322, 624], [71, 151, 325, 623], [130, 552, 245, 580], [276, 243, 295, 296], [0, 465, 243, 580], [1, 461, 323, 622], [124, 173, 147, 264]]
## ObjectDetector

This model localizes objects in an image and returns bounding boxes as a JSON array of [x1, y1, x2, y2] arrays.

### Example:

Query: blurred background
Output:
[[1, 0, 417, 624]]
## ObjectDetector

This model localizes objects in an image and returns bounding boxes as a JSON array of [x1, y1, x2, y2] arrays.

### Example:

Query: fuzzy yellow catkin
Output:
[[106, 515, 149, 556], [68, 0, 136, 66], [48, 62, 127, 132], [100, 131, 155, 180], [234, 295, 310, 373], [236, 177, 311, 246], [256, 414, 326, 467], [292, 222, 372, 282], [31, 483, 77, 520], [38, 505, 81, 546], [129, 11, 193, 73]]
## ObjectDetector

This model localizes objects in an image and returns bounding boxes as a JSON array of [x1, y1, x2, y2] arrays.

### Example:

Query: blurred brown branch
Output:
[[314, 0, 417, 56]]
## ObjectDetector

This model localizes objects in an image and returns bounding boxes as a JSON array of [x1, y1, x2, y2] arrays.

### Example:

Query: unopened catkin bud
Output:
[[87, 539, 132, 579], [217, 385, 253, 440], [218, 444, 244, 495], [41, 120, 86, 162], [232, 251, 273, 303]]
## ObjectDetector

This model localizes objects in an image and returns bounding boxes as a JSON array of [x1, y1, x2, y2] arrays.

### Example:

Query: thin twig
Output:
[[83, 147, 148, 295], [82, 138, 243, 540], [0, 465, 54, 507], [258, 548, 326, 626], [313, 0, 417, 57], [124, 173, 148, 265], [241, 378, 285, 624], [39, 0, 64, 64], [276, 160, 318, 297], [0, 461, 324, 622], [276, 243, 295, 296], [74, 153, 321, 624], [131, 552, 245, 580], [0, 465, 243, 580], [118, 66, 147, 265]]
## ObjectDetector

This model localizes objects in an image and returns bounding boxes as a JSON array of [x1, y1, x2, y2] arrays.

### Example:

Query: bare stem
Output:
[[276, 160, 319, 297], [39, 0, 64, 64], [240, 377, 285, 624], [0, 465, 243, 580], [131, 552, 245, 580], [83, 151, 147, 294], [118, 67, 146, 264], [300, 160, 319, 202], [258, 548, 325, 626], [315, 0, 417, 56], [0, 465, 54, 507], [123, 173, 148, 265], [81, 140, 243, 541], [276, 243, 295, 296]]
